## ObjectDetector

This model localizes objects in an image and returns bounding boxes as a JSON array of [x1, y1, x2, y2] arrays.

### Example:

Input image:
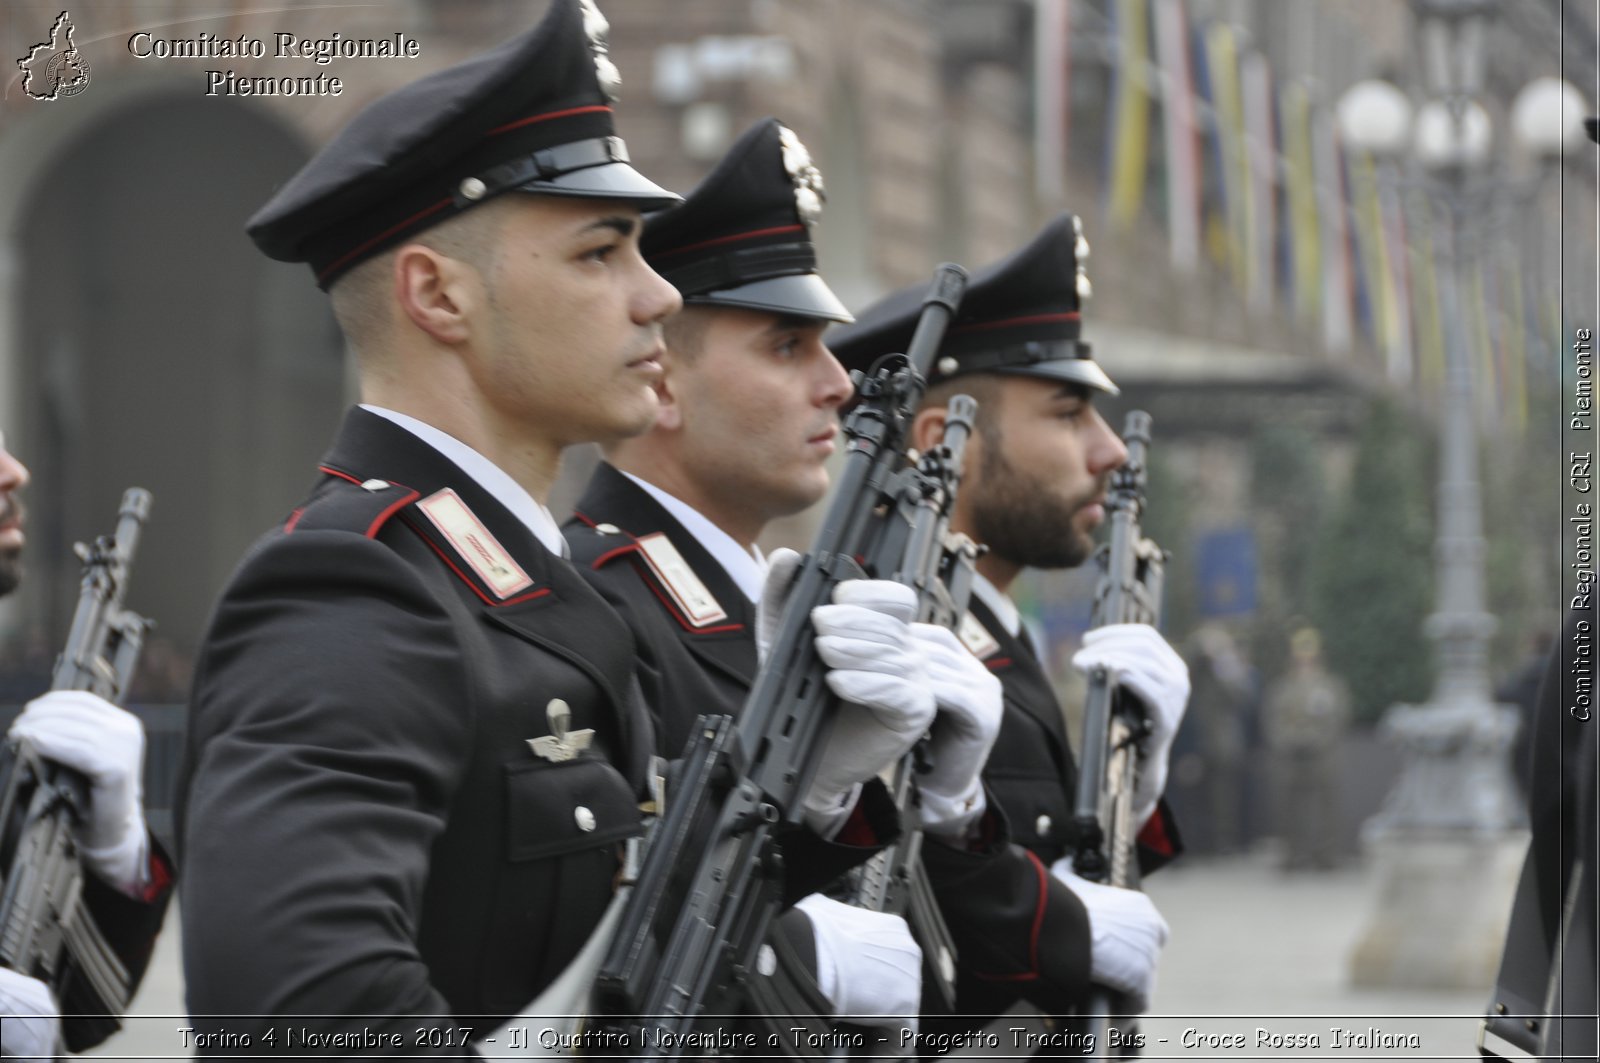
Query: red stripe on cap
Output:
[[655, 224, 805, 258], [317, 196, 453, 285], [488, 104, 613, 136], [952, 311, 1081, 335]]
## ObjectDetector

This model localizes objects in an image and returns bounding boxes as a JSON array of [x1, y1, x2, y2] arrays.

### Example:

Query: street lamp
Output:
[[1335, 8, 1586, 989]]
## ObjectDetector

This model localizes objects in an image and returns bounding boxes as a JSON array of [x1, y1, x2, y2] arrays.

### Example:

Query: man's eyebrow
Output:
[[1052, 383, 1092, 402], [580, 215, 638, 239], [761, 314, 823, 336]]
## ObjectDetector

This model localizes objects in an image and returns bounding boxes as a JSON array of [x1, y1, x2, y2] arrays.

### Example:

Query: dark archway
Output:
[[16, 92, 345, 676]]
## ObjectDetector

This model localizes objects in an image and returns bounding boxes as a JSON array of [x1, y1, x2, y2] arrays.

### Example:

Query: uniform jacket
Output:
[[962, 597, 1181, 871], [563, 463, 1098, 1018], [178, 409, 664, 1047]]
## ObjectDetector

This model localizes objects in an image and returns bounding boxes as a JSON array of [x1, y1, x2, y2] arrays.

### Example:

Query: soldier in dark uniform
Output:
[[177, 3, 939, 1048], [0, 434, 174, 1059], [561, 122, 1163, 1035], [830, 217, 1188, 1016]]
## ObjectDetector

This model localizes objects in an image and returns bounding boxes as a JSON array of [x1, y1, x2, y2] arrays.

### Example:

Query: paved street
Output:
[[84, 849, 1506, 1061]]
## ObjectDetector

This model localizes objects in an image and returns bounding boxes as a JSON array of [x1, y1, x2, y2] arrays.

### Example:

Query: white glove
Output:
[[911, 623, 1002, 836], [10, 690, 150, 896], [802, 580, 935, 831], [1072, 624, 1189, 824], [0, 966, 61, 1062], [1049, 858, 1169, 1013], [794, 894, 921, 1031]]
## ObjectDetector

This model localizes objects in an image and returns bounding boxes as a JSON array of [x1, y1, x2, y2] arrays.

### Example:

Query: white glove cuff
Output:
[[79, 820, 149, 898], [917, 776, 986, 838], [801, 782, 864, 839]]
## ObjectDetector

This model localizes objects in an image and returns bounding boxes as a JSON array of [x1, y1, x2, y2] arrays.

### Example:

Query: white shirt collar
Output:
[[969, 571, 1023, 638], [359, 404, 566, 557], [620, 471, 767, 603]]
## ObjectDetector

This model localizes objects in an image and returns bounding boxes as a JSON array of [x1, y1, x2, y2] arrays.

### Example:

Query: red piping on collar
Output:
[[633, 556, 745, 635], [404, 518, 550, 608]]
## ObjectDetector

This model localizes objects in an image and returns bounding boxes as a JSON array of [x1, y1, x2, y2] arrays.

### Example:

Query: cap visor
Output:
[[997, 357, 1119, 396], [517, 162, 682, 210], [687, 273, 854, 324]]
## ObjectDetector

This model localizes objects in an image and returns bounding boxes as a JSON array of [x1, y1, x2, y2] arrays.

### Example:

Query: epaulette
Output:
[[284, 465, 421, 539], [565, 512, 734, 631]]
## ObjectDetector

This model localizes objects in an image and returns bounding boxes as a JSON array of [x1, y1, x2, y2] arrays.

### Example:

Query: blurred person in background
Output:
[[1263, 626, 1350, 871]]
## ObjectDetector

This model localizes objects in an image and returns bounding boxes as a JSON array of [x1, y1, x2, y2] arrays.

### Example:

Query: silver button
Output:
[[574, 806, 596, 832], [936, 356, 960, 378], [360, 479, 390, 492], [756, 944, 777, 977], [595, 523, 621, 535], [1035, 814, 1053, 838], [459, 176, 487, 201]]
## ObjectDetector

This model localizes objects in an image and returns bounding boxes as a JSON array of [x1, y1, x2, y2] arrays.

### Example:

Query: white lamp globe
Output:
[[1511, 77, 1589, 159], [1337, 79, 1414, 157], [1415, 98, 1492, 170]]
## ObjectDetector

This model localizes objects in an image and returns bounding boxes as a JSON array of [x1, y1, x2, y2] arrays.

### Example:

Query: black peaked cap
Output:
[[642, 118, 852, 323], [247, 0, 678, 289], [828, 213, 1116, 394]]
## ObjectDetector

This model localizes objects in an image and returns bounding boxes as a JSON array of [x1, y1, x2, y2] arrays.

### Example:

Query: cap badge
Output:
[[778, 124, 825, 227], [579, 0, 621, 103]]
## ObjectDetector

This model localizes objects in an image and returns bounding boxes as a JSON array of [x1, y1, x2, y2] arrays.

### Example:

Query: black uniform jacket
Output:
[[1486, 607, 1596, 1060], [563, 463, 1098, 1016], [181, 410, 716, 1047], [963, 598, 1181, 871]]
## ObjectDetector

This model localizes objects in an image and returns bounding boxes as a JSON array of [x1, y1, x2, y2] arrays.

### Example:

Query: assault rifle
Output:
[[1069, 413, 1165, 1061], [593, 265, 968, 1057], [839, 392, 982, 1009], [0, 488, 153, 1046]]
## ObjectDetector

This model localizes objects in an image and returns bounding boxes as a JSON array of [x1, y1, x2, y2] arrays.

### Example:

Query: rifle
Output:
[[0, 488, 153, 1045], [592, 265, 968, 1058], [1069, 413, 1165, 1060], [839, 393, 982, 1010]]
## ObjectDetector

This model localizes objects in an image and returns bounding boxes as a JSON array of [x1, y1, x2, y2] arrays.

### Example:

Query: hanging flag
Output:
[[1190, 19, 1230, 270], [1108, 0, 1153, 228], [1313, 104, 1353, 355], [1241, 50, 1276, 314], [1282, 82, 1321, 324], [1204, 22, 1247, 292], [1154, 0, 1201, 271], [1033, 0, 1071, 208], [1411, 201, 1447, 397], [1377, 167, 1414, 386]]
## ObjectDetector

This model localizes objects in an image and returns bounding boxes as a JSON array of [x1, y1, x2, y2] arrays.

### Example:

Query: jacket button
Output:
[[360, 479, 390, 492], [595, 523, 621, 535], [574, 806, 597, 832], [1035, 814, 1053, 838]]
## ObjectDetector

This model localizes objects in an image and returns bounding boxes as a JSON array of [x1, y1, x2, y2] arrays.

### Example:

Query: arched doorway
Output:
[[10, 91, 346, 681]]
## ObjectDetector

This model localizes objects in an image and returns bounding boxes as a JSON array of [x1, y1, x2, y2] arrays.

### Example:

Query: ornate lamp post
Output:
[[1335, 0, 1586, 989]]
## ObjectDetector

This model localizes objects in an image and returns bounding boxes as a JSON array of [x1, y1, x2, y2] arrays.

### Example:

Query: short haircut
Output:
[[329, 198, 510, 358]]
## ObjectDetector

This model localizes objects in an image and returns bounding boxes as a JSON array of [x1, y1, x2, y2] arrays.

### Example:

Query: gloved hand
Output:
[[911, 623, 1002, 837], [10, 690, 150, 896], [0, 966, 61, 1062], [1072, 624, 1189, 824], [794, 894, 921, 1031], [802, 579, 935, 831], [1049, 857, 1169, 1013]]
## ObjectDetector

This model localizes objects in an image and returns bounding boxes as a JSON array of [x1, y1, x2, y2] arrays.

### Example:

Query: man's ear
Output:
[[393, 245, 475, 345], [650, 367, 682, 431], [911, 405, 948, 455]]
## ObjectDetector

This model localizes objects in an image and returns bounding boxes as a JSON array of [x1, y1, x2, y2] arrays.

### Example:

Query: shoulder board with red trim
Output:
[[564, 519, 731, 630], [286, 472, 420, 540], [957, 610, 1002, 660]]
